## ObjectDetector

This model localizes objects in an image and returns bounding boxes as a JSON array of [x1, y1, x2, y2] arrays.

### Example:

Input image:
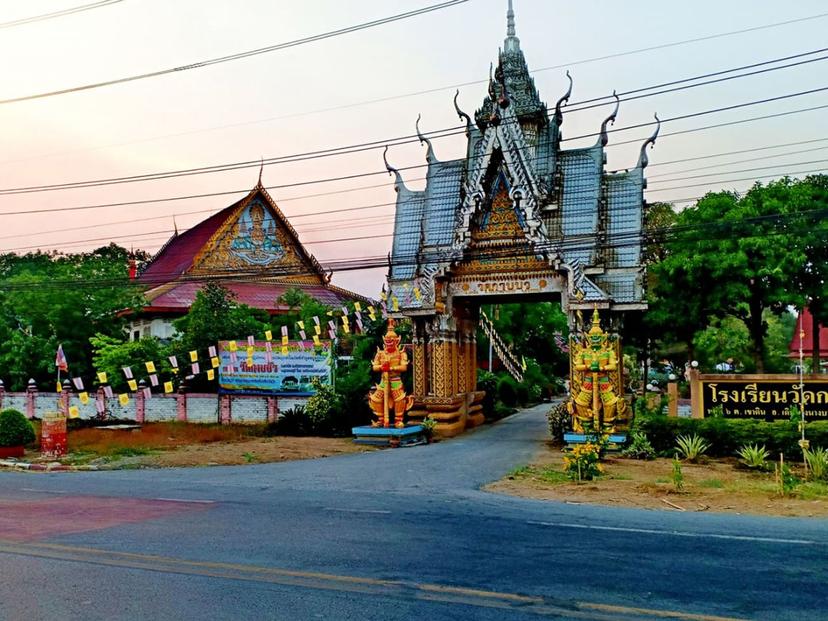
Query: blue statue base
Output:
[[564, 432, 627, 448], [352, 425, 425, 447]]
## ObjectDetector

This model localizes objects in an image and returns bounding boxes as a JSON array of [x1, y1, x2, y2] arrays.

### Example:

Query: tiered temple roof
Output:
[[386, 0, 658, 314]]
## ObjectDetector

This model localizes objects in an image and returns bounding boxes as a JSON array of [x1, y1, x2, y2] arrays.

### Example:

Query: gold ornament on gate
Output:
[[369, 319, 414, 428], [567, 308, 629, 433]]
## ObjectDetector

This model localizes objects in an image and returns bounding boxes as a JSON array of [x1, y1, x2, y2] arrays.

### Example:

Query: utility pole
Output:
[[488, 304, 493, 372]]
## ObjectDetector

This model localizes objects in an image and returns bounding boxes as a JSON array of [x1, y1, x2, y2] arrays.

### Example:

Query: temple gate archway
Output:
[[384, 1, 657, 435]]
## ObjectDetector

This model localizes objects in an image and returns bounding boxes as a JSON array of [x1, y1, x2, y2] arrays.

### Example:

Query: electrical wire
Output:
[[0, 0, 469, 105], [0, 0, 122, 29]]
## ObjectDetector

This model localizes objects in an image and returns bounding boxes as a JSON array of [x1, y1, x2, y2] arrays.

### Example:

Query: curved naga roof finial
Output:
[[453, 89, 472, 136], [554, 70, 573, 127], [599, 90, 620, 147], [383, 145, 406, 193], [637, 113, 661, 170], [495, 63, 510, 109], [416, 114, 436, 164]]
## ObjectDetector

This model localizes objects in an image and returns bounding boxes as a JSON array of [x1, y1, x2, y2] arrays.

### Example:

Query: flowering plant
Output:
[[562, 442, 603, 481]]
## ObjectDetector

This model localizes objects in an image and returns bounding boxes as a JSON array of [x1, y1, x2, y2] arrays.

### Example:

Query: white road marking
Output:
[[324, 507, 391, 514], [20, 488, 68, 494], [526, 520, 819, 545], [153, 498, 216, 504]]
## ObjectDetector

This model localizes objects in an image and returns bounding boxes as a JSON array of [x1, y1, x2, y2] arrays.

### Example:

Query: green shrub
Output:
[[563, 442, 603, 481], [622, 432, 656, 460], [736, 443, 770, 470], [304, 380, 344, 436], [477, 369, 498, 417], [0, 409, 35, 447], [675, 433, 711, 462], [805, 447, 828, 481], [493, 402, 516, 420], [633, 416, 828, 459], [497, 376, 519, 407], [515, 382, 530, 407], [547, 402, 570, 442], [671, 457, 684, 491], [274, 406, 309, 436]]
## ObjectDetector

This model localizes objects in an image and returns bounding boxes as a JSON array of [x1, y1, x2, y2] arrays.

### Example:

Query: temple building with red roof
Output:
[[126, 180, 369, 340]]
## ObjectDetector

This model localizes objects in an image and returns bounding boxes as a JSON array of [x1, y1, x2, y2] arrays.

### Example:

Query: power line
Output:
[[3, 10, 826, 164], [0, 0, 122, 29], [0, 0, 469, 106], [2, 48, 826, 196]]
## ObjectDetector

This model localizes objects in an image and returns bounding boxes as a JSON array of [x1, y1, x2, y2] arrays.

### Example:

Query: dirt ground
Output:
[[486, 443, 828, 518], [24, 423, 370, 469]]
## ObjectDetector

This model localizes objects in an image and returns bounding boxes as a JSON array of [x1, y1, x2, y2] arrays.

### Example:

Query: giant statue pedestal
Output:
[[352, 424, 425, 447]]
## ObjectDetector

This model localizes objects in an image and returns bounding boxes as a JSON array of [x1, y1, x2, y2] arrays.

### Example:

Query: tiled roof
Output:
[[559, 147, 603, 266], [143, 281, 354, 313], [789, 307, 828, 357]]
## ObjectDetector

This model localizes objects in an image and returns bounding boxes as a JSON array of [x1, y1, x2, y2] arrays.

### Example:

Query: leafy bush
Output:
[[304, 380, 344, 436], [515, 382, 530, 407], [622, 432, 656, 460], [633, 395, 668, 419], [477, 369, 498, 417], [547, 402, 570, 442], [0, 409, 36, 447], [632, 416, 828, 459], [275, 406, 309, 436], [420, 416, 436, 439], [563, 442, 603, 481], [805, 447, 828, 481], [675, 433, 711, 462], [497, 376, 519, 407], [493, 402, 516, 420], [736, 443, 770, 470]]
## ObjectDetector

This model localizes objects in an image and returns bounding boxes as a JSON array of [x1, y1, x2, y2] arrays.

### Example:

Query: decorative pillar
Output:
[[96, 387, 107, 420], [0, 380, 5, 410], [136, 380, 146, 423], [26, 379, 37, 419], [60, 380, 71, 416], [176, 380, 187, 422], [687, 365, 703, 418], [667, 381, 678, 417], [267, 397, 278, 423], [220, 394, 232, 425], [412, 320, 428, 398], [457, 332, 468, 395]]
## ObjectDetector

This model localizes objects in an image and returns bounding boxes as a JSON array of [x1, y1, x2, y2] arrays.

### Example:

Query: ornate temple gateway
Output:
[[385, 1, 657, 435]]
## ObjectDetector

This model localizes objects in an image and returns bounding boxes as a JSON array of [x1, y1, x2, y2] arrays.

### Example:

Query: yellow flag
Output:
[[265, 330, 273, 341], [127, 379, 138, 392], [79, 391, 89, 405], [97, 371, 107, 384], [281, 335, 289, 345], [164, 381, 173, 394], [228, 340, 238, 352], [354, 302, 362, 312], [68, 405, 80, 419], [145, 361, 156, 373], [56, 381, 62, 393], [297, 321, 305, 330], [211, 356, 220, 368], [314, 325, 321, 335], [206, 369, 215, 381], [343, 323, 350, 334], [246, 346, 254, 356], [118, 393, 129, 406], [281, 346, 289, 356], [313, 335, 321, 346], [189, 350, 198, 362]]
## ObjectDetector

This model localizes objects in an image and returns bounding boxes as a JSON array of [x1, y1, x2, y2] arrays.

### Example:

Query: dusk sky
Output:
[[0, 0, 826, 296]]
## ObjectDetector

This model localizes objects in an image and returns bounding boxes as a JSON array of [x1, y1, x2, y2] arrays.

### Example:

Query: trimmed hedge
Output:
[[634, 416, 828, 459], [0, 409, 36, 447]]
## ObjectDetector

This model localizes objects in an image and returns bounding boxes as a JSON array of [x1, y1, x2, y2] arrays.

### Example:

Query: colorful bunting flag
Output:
[[164, 381, 173, 394], [97, 371, 108, 384], [95, 399, 105, 414], [211, 357, 219, 369], [56, 381, 62, 393], [122, 366, 133, 380], [208, 345, 217, 358], [265, 330, 272, 342], [103, 385, 114, 399], [354, 302, 362, 312], [79, 391, 89, 405], [149, 374, 159, 387], [189, 350, 198, 363], [168, 355, 178, 368], [228, 341, 237, 353], [127, 379, 138, 392], [206, 369, 215, 381], [247, 335, 255, 346], [145, 361, 156, 373], [68, 405, 80, 419], [72, 377, 84, 391], [191, 362, 200, 375], [143, 387, 152, 400], [281, 345, 288, 356], [118, 393, 129, 406], [313, 335, 321, 347]]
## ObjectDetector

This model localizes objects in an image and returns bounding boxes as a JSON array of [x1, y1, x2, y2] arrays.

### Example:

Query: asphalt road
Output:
[[1, 405, 826, 621]]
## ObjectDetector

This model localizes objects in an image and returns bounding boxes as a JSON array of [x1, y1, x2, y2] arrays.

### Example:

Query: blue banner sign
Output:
[[218, 340, 332, 395]]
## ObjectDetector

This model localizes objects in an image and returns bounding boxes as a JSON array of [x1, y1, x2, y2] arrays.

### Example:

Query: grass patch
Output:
[[796, 481, 828, 501], [509, 465, 569, 485], [698, 478, 725, 489]]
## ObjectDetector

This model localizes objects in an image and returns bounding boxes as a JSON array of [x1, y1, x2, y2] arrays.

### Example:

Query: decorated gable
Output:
[[189, 190, 317, 279]]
